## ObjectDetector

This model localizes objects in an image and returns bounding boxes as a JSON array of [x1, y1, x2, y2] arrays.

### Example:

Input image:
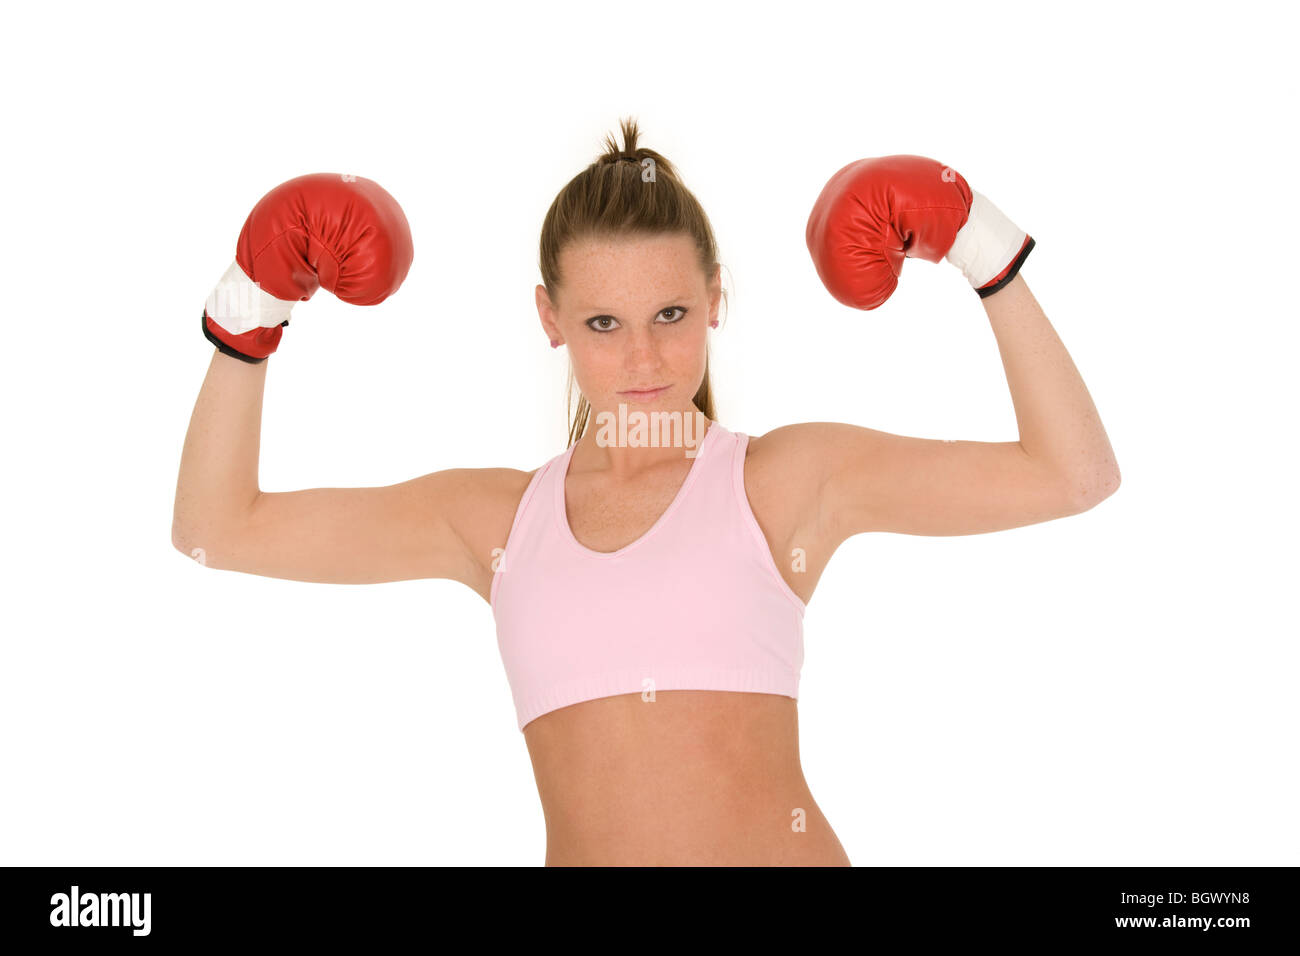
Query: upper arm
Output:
[[768, 422, 1086, 543], [181, 467, 529, 588]]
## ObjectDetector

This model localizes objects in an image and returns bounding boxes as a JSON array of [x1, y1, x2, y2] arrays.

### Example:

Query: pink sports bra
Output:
[[490, 420, 806, 731]]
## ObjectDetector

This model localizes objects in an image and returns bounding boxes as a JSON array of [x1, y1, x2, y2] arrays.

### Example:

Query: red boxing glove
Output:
[[805, 154, 1033, 310], [202, 173, 414, 362]]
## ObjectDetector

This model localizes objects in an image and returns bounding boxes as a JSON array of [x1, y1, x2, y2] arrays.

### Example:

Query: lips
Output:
[[619, 385, 670, 401]]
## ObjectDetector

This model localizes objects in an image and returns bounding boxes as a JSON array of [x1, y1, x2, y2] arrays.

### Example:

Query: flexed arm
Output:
[[791, 155, 1119, 541], [981, 272, 1120, 506], [171, 173, 498, 589]]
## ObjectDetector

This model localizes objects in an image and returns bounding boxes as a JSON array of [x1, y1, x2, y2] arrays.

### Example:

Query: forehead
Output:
[[558, 234, 700, 301]]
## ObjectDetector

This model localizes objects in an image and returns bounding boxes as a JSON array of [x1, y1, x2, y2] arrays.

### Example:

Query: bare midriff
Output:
[[522, 689, 851, 866]]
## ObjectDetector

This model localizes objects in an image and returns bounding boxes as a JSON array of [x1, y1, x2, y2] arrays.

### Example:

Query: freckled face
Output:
[[541, 233, 718, 415]]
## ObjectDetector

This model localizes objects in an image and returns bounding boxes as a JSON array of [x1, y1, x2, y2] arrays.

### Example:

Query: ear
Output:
[[536, 284, 561, 342], [708, 264, 722, 321]]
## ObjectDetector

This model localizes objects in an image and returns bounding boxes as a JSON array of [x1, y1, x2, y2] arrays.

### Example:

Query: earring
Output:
[[709, 320, 718, 329], [550, 339, 560, 348]]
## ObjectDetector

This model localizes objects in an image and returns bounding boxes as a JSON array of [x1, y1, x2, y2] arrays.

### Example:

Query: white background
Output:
[[2, 0, 1295, 866]]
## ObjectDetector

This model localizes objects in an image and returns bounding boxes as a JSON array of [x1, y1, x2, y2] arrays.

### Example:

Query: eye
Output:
[[584, 307, 688, 333]]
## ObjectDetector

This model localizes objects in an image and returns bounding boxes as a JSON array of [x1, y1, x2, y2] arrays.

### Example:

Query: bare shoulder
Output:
[[739, 424, 841, 607], [446, 466, 538, 604], [743, 424, 835, 532]]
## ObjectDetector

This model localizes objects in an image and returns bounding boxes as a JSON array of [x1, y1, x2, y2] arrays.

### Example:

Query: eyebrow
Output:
[[577, 297, 692, 316]]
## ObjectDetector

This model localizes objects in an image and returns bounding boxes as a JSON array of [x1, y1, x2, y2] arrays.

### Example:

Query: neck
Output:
[[574, 405, 711, 478]]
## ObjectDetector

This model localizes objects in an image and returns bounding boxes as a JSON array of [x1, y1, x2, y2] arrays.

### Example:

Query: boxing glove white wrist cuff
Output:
[[203, 260, 297, 335], [944, 191, 1028, 290]]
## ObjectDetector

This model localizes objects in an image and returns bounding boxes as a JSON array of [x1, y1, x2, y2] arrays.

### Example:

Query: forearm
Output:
[[172, 350, 267, 548], [983, 274, 1120, 502]]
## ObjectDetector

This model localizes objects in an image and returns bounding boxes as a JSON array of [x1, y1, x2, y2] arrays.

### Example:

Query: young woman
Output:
[[173, 119, 1120, 866]]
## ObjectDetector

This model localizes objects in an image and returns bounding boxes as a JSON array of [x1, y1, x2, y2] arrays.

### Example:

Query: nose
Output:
[[622, 323, 664, 366]]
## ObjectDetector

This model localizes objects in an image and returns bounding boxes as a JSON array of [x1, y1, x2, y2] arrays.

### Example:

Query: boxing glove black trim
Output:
[[976, 236, 1036, 299], [200, 312, 285, 364]]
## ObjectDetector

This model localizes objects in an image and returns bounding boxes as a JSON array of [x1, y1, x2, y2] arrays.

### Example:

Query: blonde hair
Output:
[[538, 117, 726, 447]]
